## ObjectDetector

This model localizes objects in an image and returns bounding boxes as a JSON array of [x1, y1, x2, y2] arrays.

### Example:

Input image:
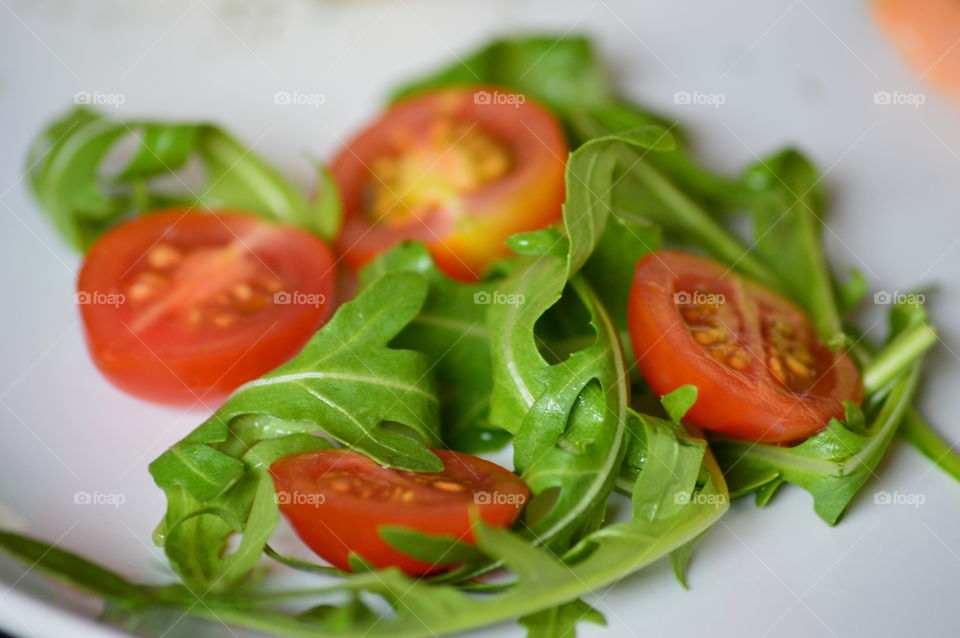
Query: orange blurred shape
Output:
[[874, 0, 960, 102]]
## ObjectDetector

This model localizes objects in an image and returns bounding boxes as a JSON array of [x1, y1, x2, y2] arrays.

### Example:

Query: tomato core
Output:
[[366, 120, 513, 225]]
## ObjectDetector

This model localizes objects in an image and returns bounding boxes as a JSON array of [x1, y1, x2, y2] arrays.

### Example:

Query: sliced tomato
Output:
[[331, 87, 567, 281], [627, 251, 862, 443], [270, 448, 529, 575], [77, 209, 335, 405]]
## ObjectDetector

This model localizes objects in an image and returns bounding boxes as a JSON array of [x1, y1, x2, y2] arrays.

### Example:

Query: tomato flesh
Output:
[[77, 210, 335, 405], [332, 87, 567, 281], [270, 448, 529, 575], [628, 251, 862, 443]]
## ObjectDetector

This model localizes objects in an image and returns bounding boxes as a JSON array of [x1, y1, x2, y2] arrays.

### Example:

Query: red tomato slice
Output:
[[270, 448, 530, 575], [627, 251, 862, 443], [77, 210, 335, 405], [331, 87, 567, 281]]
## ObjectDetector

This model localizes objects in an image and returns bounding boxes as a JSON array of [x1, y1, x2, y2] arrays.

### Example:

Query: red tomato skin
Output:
[[627, 251, 862, 444], [77, 210, 336, 406], [331, 87, 568, 281], [270, 449, 529, 575]]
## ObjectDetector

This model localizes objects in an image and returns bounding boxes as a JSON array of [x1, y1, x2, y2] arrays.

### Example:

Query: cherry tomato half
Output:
[[331, 87, 567, 281], [627, 251, 862, 443], [270, 448, 530, 575], [77, 209, 335, 405]]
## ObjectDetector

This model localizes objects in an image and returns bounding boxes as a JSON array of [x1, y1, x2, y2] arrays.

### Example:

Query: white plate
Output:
[[1, 1, 959, 637]]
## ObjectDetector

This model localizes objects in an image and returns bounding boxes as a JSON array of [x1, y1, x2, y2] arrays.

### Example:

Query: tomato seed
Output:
[[433, 481, 465, 493], [128, 281, 155, 301], [262, 277, 284, 294], [692, 328, 721, 345], [212, 314, 236, 328], [727, 351, 749, 371], [127, 272, 167, 301], [146, 243, 182, 269], [768, 356, 787, 384], [231, 283, 253, 302]]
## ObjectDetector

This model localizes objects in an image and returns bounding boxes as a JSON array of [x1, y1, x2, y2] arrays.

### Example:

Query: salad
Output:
[[1, 34, 956, 638]]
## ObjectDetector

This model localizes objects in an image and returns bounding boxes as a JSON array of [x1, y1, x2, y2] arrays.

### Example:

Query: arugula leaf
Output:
[[581, 213, 662, 328], [626, 386, 717, 589], [488, 130, 671, 431], [519, 599, 606, 638], [738, 149, 844, 343], [0, 530, 149, 603], [899, 409, 960, 483], [851, 300, 960, 482], [487, 129, 675, 550], [391, 35, 616, 123], [669, 534, 705, 590], [612, 159, 780, 290], [28, 108, 143, 250], [27, 107, 339, 250], [716, 370, 919, 525], [157, 433, 332, 591], [378, 527, 484, 565], [836, 268, 869, 315], [360, 242, 510, 452], [503, 270, 630, 549], [311, 163, 343, 242], [562, 130, 675, 275], [148, 442, 245, 503], [264, 544, 346, 577], [567, 100, 749, 211], [194, 126, 327, 234], [115, 122, 199, 180], [862, 318, 937, 394], [297, 596, 380, 633], [660, 385, 699, 425]]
